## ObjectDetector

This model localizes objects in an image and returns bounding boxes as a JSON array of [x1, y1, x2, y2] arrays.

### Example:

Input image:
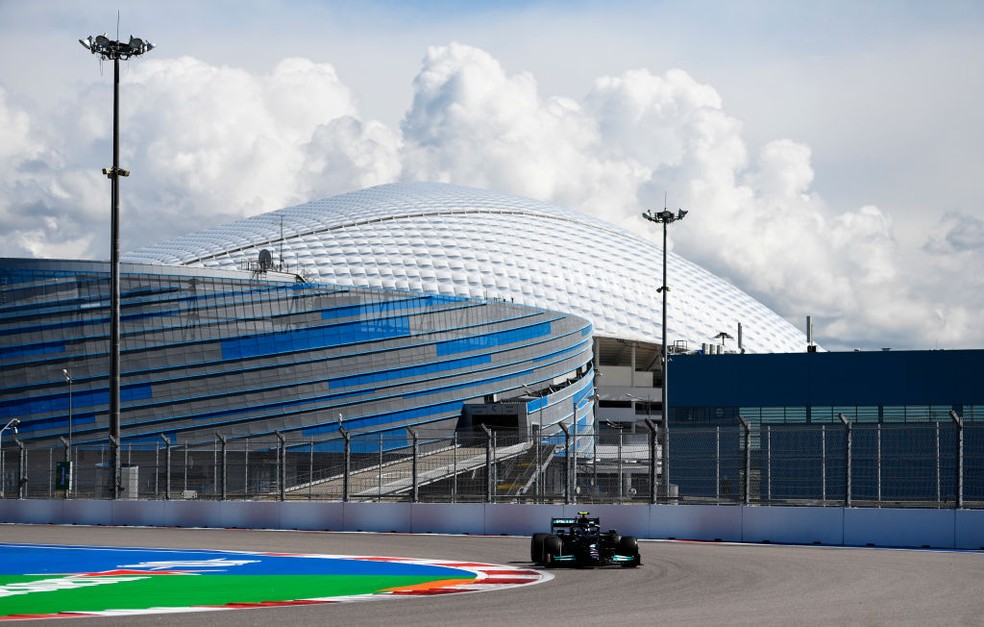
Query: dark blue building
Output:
[[668, 350, 983, 503]]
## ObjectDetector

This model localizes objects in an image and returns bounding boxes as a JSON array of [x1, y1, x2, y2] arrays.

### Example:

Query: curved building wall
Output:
[[0, 259, 593, 447], [126, 182, 807, 354]]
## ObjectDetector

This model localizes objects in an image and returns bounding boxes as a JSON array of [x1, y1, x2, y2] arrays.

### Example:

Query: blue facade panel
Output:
[[221, 317, 412, 360], [0, 259, 594, 447], [436, 321, 553, 356]]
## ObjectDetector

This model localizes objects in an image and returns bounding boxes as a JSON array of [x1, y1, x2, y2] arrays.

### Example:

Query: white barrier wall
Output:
[[1, 500, 982, 550]]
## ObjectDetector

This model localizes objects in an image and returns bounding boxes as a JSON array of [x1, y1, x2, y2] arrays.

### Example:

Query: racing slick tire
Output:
[[531, 532, 549, 564], [543, 534, 563, 568], [618, 535, 641, 568]]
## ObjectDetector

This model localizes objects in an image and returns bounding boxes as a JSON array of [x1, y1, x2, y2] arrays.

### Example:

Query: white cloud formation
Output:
[[0, 42, 980, 350], [0, 56, 400, 259], [401, 43, 649, 215], [128, 56, 390, 230], [0, 85, 104, 258]]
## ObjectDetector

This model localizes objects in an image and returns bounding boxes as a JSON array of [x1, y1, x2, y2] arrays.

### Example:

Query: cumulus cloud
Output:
[[0, 85, 104, 258], [401, 43, 649, 215], [911, 212, 984, 347], [127, 56, 399, 236], [0, 43, 979, 349], [0, 56, 400, 258], [299, 116, 402, 199], [925, 212, 984, 254]]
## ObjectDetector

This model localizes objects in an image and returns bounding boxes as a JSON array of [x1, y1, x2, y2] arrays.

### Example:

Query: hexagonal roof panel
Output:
[[125, 182, 806, 353]]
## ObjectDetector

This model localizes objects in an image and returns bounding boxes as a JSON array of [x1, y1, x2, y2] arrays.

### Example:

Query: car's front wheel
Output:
[[531, 532, 549, 564], [617, 535, 640, 567], [543, 535, 562, 568]]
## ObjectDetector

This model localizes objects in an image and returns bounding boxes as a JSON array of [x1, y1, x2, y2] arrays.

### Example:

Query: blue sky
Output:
[[1, 0, 982, 350]]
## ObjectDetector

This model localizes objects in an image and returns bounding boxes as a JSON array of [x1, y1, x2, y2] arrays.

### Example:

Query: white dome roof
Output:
[[126, 182, 806, 353]]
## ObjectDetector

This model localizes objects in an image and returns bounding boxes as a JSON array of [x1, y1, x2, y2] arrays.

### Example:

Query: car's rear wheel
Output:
[[531, 532, 549, 564]]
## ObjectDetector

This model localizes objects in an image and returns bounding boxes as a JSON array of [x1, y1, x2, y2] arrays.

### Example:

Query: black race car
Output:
[[530, 512, 641, 568]]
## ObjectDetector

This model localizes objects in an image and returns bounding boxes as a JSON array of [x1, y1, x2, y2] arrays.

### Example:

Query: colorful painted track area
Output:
[[0, 543, 550, 620]]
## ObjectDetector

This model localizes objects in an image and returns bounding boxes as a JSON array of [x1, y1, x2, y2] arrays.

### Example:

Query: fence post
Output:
[[481, 424, 493, 503], [533, 423, 541, 503], [934, 422, 942, 505], [160, 434, 171, 500], [559, 422, 571, 504], [212, 437, 218, 499], [217, 434, 227, 501], [838, 413, 852, 507], [950, 410, 963, 509], [821, 425, 827, 503], [276, 431, 286, 502], [644, 418, 659, 504], [715, 426, 721, 501], [407, 427, 419, 503], [766, 425, 772, 501], [107, 435, 121, 498], [452, 431, 458, 504], [243, 437, 250, 500], [60, 437, 71, 498], [340, 426, 351, 503], [17, 440, 26, 499], [738, 415, 750, 505], [877, 424, 882, 504], [154, 441, 160, 498]]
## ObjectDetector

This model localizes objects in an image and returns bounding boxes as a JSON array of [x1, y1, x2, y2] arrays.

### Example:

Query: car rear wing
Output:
[[551, 516, 600, 528]]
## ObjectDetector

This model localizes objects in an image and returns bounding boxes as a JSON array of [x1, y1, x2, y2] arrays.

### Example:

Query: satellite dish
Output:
[[258, 249, 273, 271]]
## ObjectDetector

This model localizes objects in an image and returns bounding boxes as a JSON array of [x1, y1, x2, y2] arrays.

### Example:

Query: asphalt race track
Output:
[[3, 524, 982, 626]]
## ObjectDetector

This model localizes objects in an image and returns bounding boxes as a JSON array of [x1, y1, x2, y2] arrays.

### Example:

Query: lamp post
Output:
[[642, 204, 687, 500], [0, 418, 19, 498], [63, 369, 73, 495], [79, 33, 154, 499], [63, 369, 73, 450]]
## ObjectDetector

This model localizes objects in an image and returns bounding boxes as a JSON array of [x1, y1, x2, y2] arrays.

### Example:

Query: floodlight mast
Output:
[[641, 205, 687, 501], [79, 31, 154, 499]]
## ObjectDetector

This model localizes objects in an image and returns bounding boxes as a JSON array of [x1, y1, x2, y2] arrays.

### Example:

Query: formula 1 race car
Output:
[[530, 512, 641, 568]]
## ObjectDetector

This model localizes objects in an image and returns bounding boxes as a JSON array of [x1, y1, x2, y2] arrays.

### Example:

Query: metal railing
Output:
[[2, 419, 981, 508]]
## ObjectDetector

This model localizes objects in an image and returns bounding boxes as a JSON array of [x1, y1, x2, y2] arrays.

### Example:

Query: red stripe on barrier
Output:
[[474, 578, 540, 585], [216, 600, 333, 609], [390, 588, 477, 596]]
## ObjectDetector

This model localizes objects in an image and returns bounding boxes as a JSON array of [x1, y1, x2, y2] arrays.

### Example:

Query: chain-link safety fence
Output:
[[2, 419, 981, 508]]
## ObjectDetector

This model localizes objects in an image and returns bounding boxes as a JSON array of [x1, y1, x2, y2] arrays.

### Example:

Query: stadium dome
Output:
[[126, 182, 806, 354]]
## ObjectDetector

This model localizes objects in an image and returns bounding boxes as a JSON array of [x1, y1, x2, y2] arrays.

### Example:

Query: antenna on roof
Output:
[[279, 216, 285, 272]]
